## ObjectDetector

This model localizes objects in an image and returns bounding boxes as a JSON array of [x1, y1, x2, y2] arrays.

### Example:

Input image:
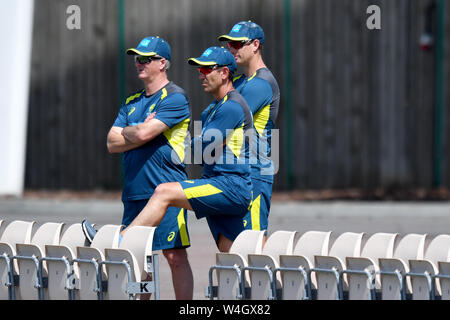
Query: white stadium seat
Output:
[[313, 232, 365, 300], [0, 220, 35, 300], [15, 222, 65, 300], [378, 233, 428, 300], [246, 230, 299, 299], [207, 230, 265, 300], [75, 224, 122, 300], [407, 234, 450, 300], [44, 223, 87, 299], [345, 232, 398, 300], [103, 226, 157, 300], [277, 230, 331, 300]]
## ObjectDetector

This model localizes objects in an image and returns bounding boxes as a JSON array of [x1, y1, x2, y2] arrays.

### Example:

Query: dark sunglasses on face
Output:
[[134, 55, 162, 64], [227, 39, 253, 50], [198, 65, 229, 76], [198, 65, 218, 76]]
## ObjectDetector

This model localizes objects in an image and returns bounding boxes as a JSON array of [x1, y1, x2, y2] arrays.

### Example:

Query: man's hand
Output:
[[145, 112, 156, 123]]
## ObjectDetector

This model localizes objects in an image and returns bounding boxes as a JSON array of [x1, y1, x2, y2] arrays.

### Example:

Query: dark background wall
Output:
[[25, 0, 449, 192]]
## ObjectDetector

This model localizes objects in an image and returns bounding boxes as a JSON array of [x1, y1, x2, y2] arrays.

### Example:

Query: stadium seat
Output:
[[312, 232, 365, 300], [344, 232, 398, 300], [378, 233, 428, 300], [0, 220, 35, 300], [74, 224, 122, 300], [14, 222, 65, 300], [245, 230, 299, 300], [437, 260, 450, 300], [407, 234, 450, 300], [277, 230, 332, 300], [206, 230, 265, 300], [102, 226, 158, 300], [44, 223, 87, 299]]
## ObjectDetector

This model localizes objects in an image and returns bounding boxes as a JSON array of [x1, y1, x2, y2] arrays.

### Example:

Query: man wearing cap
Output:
[[218, 21, 280, 243], [92, 46, 253, 253], [82, 36, 194, 299]]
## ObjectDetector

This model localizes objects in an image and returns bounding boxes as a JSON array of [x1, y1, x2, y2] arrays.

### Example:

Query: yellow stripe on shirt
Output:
[[253, 104, 271, 136], [163, 118, 190, 163]]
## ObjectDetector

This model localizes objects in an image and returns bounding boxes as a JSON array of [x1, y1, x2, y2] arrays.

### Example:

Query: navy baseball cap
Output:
[[126, 36, 171, 61], [218, 20, 265, 44], [187, 46, 237, 73]]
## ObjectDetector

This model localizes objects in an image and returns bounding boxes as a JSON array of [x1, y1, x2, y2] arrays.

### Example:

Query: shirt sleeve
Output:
[[154, 93, 190, 128], [112, 103, 128, 128], [202, 101, 243, 150], [240, 78, 273, 114]]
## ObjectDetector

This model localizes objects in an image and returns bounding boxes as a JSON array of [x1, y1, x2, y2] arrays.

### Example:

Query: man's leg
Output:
[[163, 248, 194, 299], [123, 182, 192, 234], [217, 233, 233, 253]]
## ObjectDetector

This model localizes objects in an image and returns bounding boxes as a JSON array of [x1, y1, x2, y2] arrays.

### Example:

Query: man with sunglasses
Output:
[[218, 21, 280, 243], [82, 36, 194, 299], [85, 47, 253, 257]]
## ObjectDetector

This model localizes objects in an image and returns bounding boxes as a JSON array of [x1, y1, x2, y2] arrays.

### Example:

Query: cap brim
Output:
[[187, 58, 218, 67], [126, 48, 158, 56], [217, 34, 249, 42]]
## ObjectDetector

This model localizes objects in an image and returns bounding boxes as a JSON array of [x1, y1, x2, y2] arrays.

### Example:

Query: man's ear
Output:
[[222, 67, 231, 80], [159, 58, 167, 71], [252, 39, 261, 52]]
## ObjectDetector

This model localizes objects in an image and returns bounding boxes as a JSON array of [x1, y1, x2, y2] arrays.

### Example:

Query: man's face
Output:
[[135, 55, 163, 81], [227, 40, 255, 65], [198, 66, 226, 94]]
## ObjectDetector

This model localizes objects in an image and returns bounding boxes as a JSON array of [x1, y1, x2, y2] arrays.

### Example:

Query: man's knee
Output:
[[154, 183, 172, 201], [163, 248, 189, 268]]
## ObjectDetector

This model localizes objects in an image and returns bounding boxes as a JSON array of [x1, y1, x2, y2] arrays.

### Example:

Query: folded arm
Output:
[[107, 113, 169, 153]]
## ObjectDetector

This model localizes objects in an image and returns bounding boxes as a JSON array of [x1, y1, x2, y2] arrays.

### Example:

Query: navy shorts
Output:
[[122, 200, 190, 251], [179, 175, 252, 243]]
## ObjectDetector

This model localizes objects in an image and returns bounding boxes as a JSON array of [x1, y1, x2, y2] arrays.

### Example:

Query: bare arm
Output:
[[107, 126, 144, 153], [121, 117, 169, 144], [106, 113, 168, 153]]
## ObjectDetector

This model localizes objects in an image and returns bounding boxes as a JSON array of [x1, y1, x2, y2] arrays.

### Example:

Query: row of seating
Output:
[[206, 229, 450, 300], [0, 220, 159, 300]]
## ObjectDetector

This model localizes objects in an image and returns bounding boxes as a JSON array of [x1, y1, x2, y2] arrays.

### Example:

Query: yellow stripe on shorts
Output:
[[251, 194, 261, 230], [183, 184, 223, 199], [177, 208, 190, 246]]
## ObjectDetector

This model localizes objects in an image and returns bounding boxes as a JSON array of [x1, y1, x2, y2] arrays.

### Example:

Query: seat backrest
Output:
[[229, 230, 265, 257], [0, 220, 35, 247], [119, 226, 156, 276], [59, 223, 87, 254], [90, 224, 122, 251], [262, 230, 299, 260], [393, 233, 427, 262], [292, 230, 331, 262], [423, 234, 450, 264], [328, 232, 365, 260], [30, 222, 65, 251], [360, 232, 398, 261]]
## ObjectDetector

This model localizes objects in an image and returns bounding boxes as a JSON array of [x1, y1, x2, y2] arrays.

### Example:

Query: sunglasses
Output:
[[198, 65, 220, 76], [134, 55, 162, 64], [227, 40, 254, 50]]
